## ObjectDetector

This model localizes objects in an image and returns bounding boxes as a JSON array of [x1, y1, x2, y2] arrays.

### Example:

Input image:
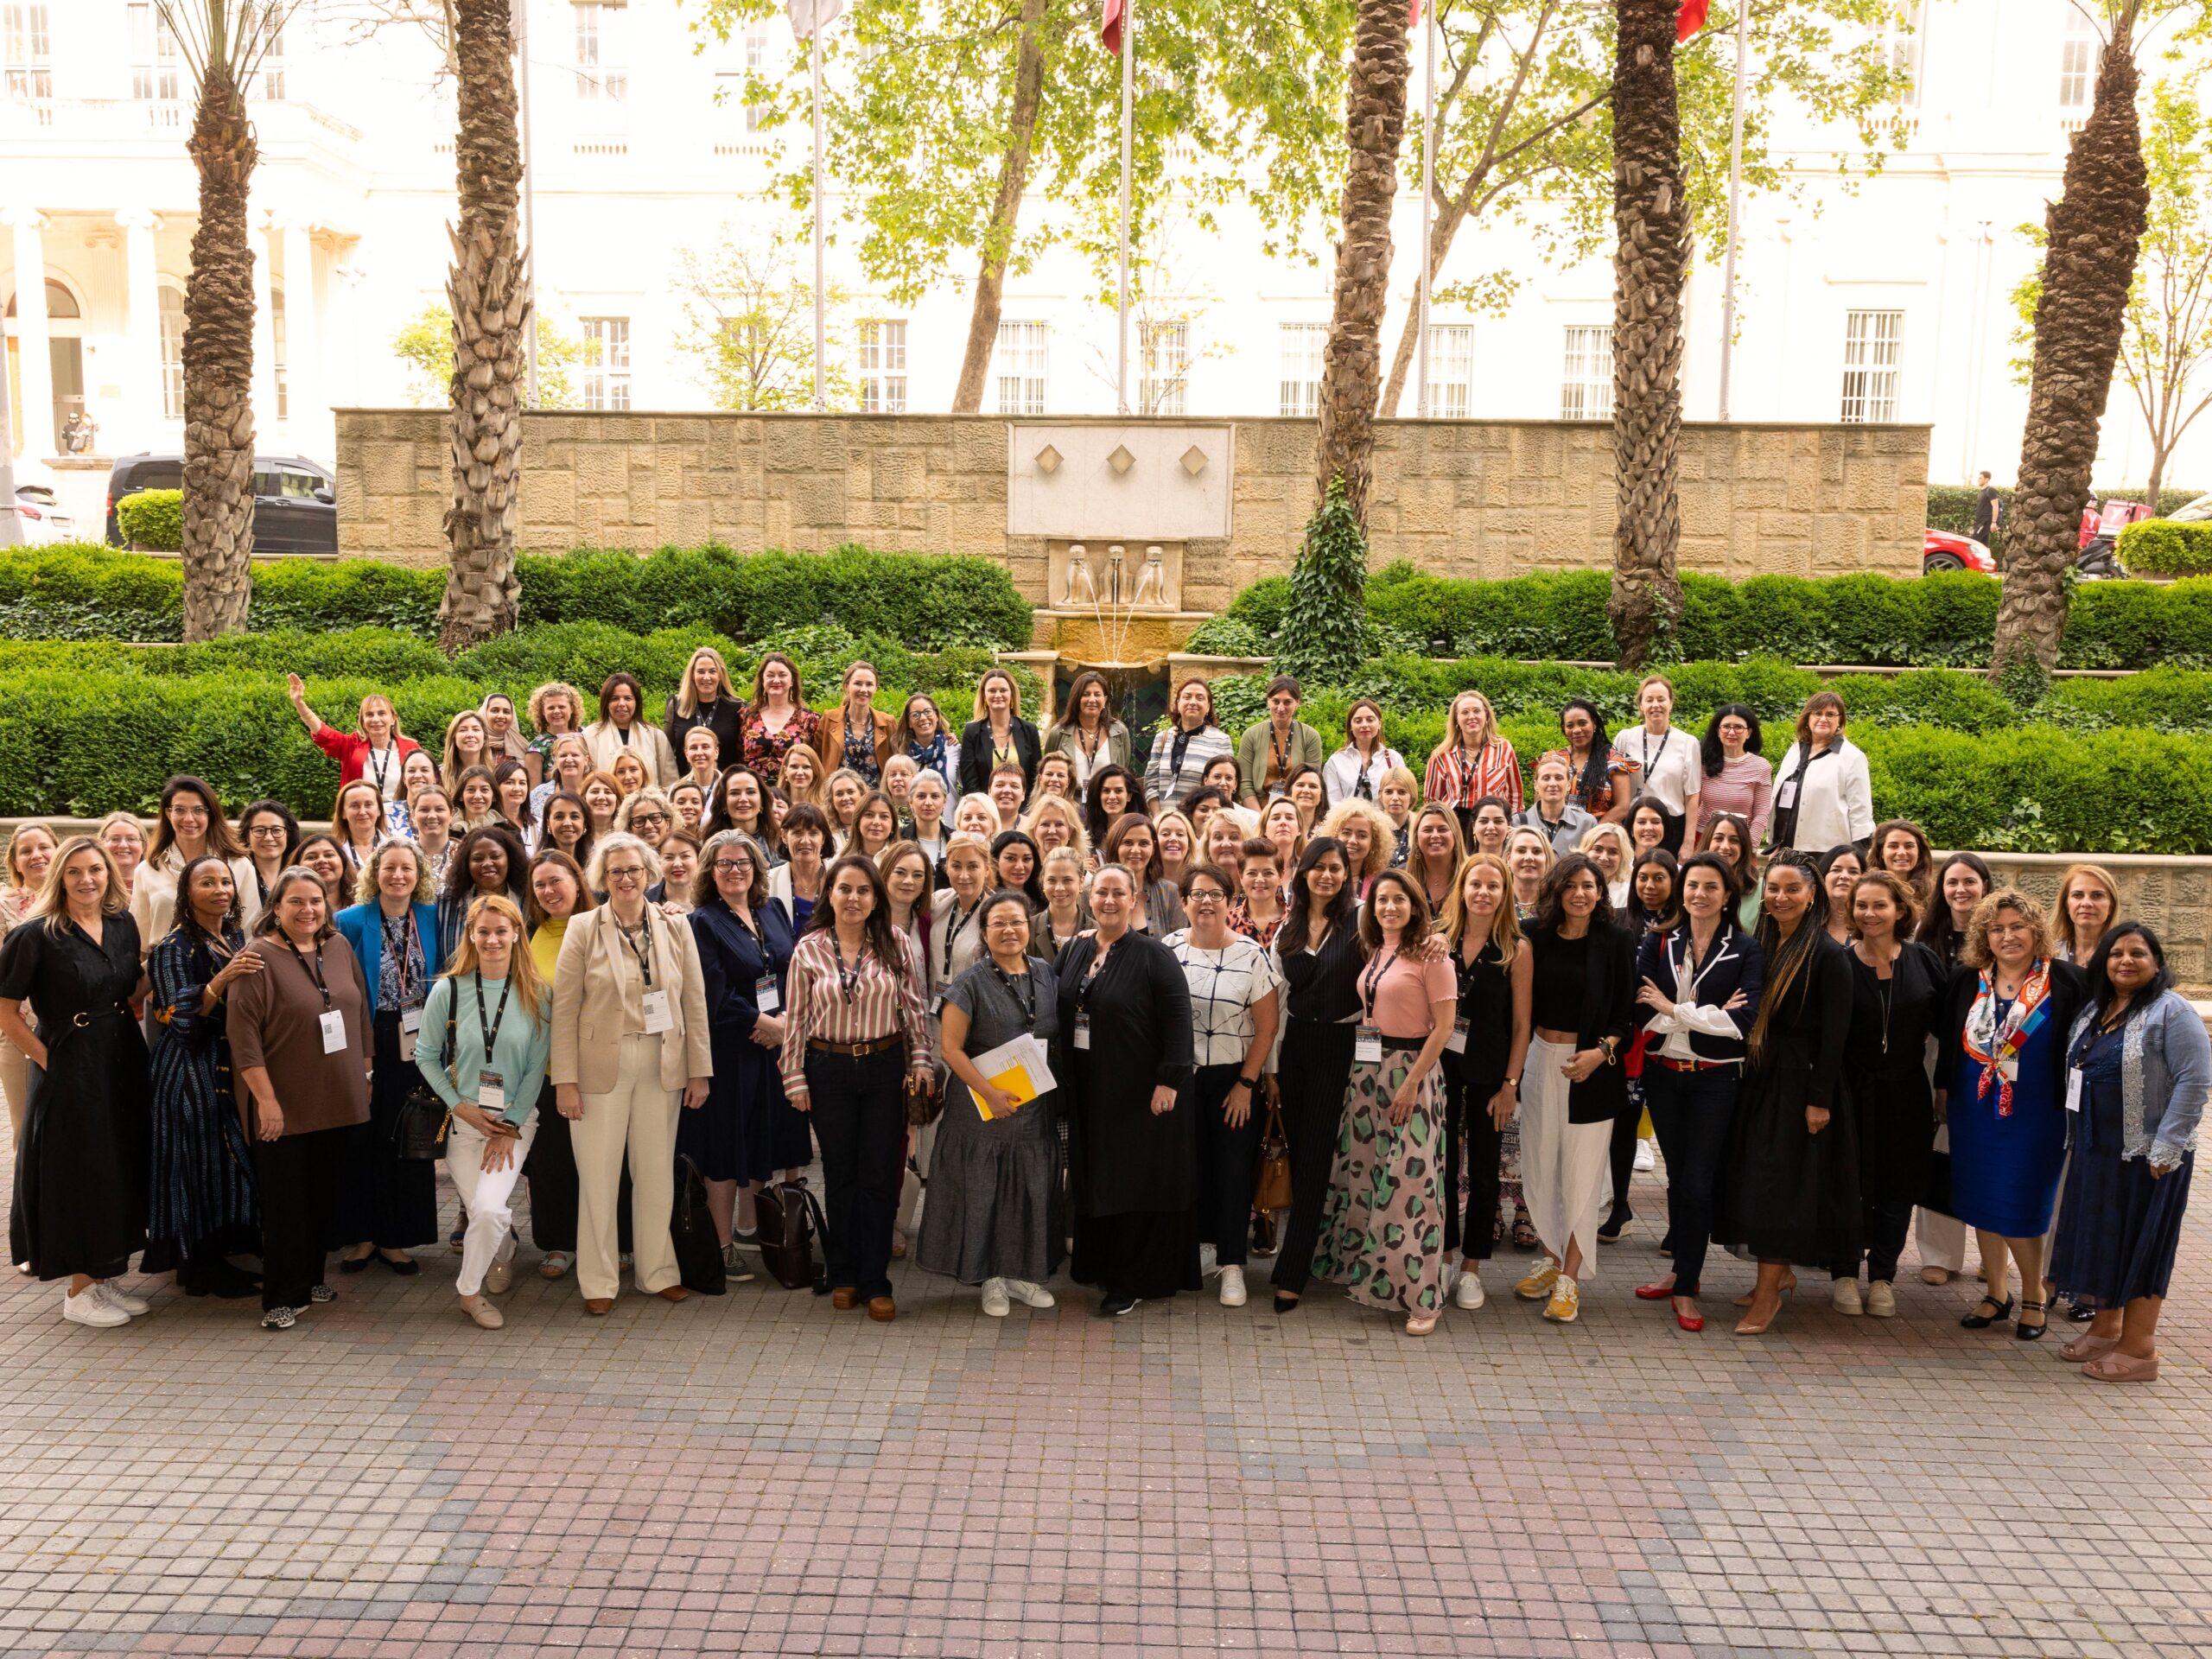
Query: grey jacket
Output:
[[1513, 803, 1598, 859], [2065, 988, 2209, 1169]]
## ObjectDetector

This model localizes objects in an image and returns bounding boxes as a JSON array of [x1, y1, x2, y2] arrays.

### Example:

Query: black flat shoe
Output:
[[377, 1252, 422, 1277], [1273, 1293, 1300, 1314], [2016, 1299, 2050, 1340], [2067, 1300, 2096, 1322], [1095, 1293, 1140, 1319], [338, 1253, 372, 1274], [1961, 1294, 2015, 1329]]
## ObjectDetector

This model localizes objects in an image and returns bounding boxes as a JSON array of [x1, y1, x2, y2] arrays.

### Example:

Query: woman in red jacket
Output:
[[286, 675, 424, 803]]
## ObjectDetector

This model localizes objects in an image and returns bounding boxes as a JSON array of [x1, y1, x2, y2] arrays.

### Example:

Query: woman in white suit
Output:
[[550, 832, 714, 1313], [582, 672, 680, 791]]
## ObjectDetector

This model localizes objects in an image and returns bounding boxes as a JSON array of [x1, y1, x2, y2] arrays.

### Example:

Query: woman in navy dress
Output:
[[1936, 889, 2087, 1341], [687, 832, 806, 1255], [2051, 923, 2204, 1382], [146, 856, 263, 1297]]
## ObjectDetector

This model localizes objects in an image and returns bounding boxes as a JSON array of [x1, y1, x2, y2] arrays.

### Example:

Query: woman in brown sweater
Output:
[[227, 868, 372, 1331]]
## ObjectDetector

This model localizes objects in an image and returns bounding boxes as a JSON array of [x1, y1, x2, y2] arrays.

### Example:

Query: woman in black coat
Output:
[[1055, 863, 1196, 1316], [1721, 854, 1854, 1335], [957, 668, 1043, 797]]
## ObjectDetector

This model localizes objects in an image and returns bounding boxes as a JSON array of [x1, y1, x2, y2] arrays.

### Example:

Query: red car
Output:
[[1923, 528, 1997, 575]]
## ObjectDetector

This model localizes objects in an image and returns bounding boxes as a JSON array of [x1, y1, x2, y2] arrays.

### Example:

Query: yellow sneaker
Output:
[[1543, 1274, 1581, 1323], [1515, 1261, 1560, 1301]]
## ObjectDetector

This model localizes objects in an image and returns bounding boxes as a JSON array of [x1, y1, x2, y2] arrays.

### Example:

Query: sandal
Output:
[[1960, 1293, 2014, 1330], [2060, 1330, 2119, 1364], [2082, 1351, 2158, 1382], [1510, 1209, 1539, 1251]]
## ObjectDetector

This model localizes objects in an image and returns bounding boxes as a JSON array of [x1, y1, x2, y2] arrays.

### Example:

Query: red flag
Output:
[[1102, 0, 1124, 54], [1676, 0, 1710, 40], [1408, 0, 1422, 25]]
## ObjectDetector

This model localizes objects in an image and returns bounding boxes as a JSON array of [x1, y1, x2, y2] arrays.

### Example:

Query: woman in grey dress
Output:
[[917, 888, 1063, 1315]]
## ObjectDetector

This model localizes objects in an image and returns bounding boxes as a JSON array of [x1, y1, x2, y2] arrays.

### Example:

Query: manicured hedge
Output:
[[113, 490, 183, 551], [0, 622, 1041, 821], [2115, 518, 2212, 576], [0, 543, 1035, 651], [1191, 566, 2212, 671]]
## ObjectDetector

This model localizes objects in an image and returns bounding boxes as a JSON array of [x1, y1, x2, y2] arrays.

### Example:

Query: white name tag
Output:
[[1776, 780, 1798, 810], [641, 988, 674, 1033], [1354, 1027, 1384, 1065], [756, 982, 781, 1015], [1444, 1017, 1468, 1056], [477, 1071, 506, 1114], [319, 1009, 346, 1054], [400, 1007, 423, 1033], [2064, 1068, 2082, 1114], [1072, 1015, 1091, 1051]]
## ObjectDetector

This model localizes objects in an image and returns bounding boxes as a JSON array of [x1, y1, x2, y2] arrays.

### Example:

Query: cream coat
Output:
[[549, 901, 713, 1094]]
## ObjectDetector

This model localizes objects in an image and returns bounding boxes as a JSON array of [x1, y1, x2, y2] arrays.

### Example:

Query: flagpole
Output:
[[1415, 0, 1434, 419], [810, 15, 827, 412], [1716, 0, 1747, 421], [514, 0, 539, 405], [1116, 0, 1133, 415]]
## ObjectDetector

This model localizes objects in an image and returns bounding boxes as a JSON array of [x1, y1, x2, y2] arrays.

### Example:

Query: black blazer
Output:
[[1636, 922, 1765, 1065], [664, 694, 747, 776], [1535, 920, 1637, 1124], [1934, 956, 2088, 1103], [957, 717, 1042, 795]]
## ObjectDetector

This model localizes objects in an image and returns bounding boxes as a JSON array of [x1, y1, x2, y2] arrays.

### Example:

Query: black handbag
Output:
[[671, 1154, 728, 1295], [392, 997, 456, 1162], [755, 1176, 833, 1294]]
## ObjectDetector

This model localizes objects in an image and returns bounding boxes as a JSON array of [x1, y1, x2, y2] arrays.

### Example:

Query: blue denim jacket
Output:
[[2065, 989, 2209, 1170]]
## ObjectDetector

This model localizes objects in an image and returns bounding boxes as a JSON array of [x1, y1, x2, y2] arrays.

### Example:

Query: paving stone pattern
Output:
[[0, 1136, 2202, 1659]]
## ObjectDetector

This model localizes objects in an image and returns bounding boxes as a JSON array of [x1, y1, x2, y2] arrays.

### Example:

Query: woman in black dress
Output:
[[1834, 870, 1946, 1319], [0, 837, 152, 1327], [1910, 850, 1993, 1287], [1056, 863, 1196, 1316], [1721, 852, 1854, 1336], [1438, 853, 1531, 1312], [1268, 837, 1362, 1313]]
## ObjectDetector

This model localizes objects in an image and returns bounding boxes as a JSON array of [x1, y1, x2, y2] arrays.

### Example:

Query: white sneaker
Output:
[[1633, 1139, 1656, 1173], [980, 1277, 1011, 1318], [1198, 1242, 1219, 1278], [98, 1281, 150, 1317], [1832, 1277, 1864, 1316], [1004, 1279, 1055, 1309], [1865, 1280, 1897, 1318], [1454, 1267, 1485, 1310], [1219, 1265, 1247, 1307], [62, 1287, 129, 1328]]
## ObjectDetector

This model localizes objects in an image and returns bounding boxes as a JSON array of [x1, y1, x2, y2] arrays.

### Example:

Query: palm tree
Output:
[[159, 1, 291, 640], [1993, 3, 2152, 680], [1605, 0, 1687, 668], [437, 0, 531, 650], [1312, 0, 1413, 524]]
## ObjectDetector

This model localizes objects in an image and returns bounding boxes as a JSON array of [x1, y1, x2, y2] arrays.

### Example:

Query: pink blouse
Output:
[[1695, 752, 1775, 845]]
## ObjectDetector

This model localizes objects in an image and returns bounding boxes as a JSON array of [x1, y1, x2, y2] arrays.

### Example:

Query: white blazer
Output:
[[582, 720, 679, 789]]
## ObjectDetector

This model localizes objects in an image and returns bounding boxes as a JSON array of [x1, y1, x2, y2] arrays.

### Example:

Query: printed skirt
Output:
[[1312, 1050, 1446, 1315]]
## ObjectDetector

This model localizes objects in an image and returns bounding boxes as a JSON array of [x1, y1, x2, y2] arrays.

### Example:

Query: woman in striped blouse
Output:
[[779, 854, 935, 1322], [1423, 690, 1524, 842]]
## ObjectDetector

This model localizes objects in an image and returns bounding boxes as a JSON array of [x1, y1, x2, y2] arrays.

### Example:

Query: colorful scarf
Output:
[[906, 731, 948, 782], [1962, 961, 2053, 1118]]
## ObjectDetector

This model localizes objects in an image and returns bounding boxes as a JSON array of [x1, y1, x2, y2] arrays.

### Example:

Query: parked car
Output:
[[12, 482, 78, 545], [104, 452, 337, 555], [1923, 527, 1997, 575]]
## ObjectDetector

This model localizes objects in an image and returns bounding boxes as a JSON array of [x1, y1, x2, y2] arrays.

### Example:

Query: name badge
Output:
[[400, 1007, 423, 1033], [1776, 780, 1798, 810], [1354, 1026, 1384, 1065], [477, 1071, 506, 1114], [1072, 1014, 1091, 1051], [2064, 1068, 2082, 1115], [1445, 1016, 1468, 1056], [756, 982, 782, 1016], [641, 988, 675, 1033], [319, 1009, 346, 1054], [931, 990, 946, 1015]]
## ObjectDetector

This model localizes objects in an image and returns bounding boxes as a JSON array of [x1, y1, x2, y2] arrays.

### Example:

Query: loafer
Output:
[[583, 1298, 613, 1316], [484, 1258, 513, 1296], [831, 1287, 860, 1311], [867, 1296, 896, 1323], [460, 1295, 504, 1330], [657, 1286, 691, 1303]]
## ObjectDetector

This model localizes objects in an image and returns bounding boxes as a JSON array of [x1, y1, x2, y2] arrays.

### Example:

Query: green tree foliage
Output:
[[669, 219, 859, 410], [390, 303, 589, 410]]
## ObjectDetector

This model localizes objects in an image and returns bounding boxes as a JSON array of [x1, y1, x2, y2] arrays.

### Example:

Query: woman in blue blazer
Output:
[[332, 841, 446, 1273], [1632, 851, 1764, 1332]]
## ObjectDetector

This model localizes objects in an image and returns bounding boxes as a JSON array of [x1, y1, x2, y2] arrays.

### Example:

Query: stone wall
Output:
[[337, 410, 1929, 606]]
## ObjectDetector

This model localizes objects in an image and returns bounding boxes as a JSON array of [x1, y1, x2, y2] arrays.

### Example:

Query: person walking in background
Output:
[[1972, 471, 2000, 543]]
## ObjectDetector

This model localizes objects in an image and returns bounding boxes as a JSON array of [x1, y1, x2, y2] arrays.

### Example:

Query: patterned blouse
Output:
[[777, 925, 931, 1102], [742, 706, 823, 787], [1163, 929, 1284, 1069], [1423, 738, 1524, 816]]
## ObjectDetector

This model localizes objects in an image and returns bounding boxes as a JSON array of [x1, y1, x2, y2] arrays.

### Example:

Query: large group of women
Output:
[[0, 651, 2195, 1381]]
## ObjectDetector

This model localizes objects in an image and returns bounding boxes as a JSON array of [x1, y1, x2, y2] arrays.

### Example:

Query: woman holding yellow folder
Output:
[[916, 888, 1063, 1316]]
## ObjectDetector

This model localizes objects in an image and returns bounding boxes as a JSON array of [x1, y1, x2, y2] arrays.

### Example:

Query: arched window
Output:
[[158, 285, 185, 419], [3, 278, 79, 320]]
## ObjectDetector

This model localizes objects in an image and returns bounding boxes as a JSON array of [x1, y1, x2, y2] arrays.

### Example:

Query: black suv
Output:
[[104, 452, 338, 555]]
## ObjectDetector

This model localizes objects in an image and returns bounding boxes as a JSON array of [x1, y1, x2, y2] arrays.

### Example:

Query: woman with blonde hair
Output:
[[1440, 852, 1532, 1310], [285, 679, 423, 800], [607, 750, 653, 802], [1262, 798, 1306, 887], [1405, 804, 1466, 918], [614, 786, 677, 852], [1020, 793, 1091, 868], [97, 813, 148, 903], [823, 766, 868, 847], [417, 893, 551, 1328], [578, 771, 624, 839], [526, 682, 587, 787], [1424, 690, 1524, 838], [529, 733, 593, 821], [442, 709, 492, 793], [1316, 797, 1395, 900], [662, 645, 746, 777], [958, 667, 1041, 796], [1577, 820, 1635, 911], [1504, 826, 1554, 928], [0, 837, 152, 1325], [1153, 808, 1199, 891], [2054, 862, 2121, 965], [583, 672, 678, 790], [778, 743, 825, 810], [1, 823, 60, 1147]]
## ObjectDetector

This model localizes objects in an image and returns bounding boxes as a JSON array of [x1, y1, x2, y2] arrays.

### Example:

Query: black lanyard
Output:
[[365, 744, 394, 796], [991, 959, 1037, 1026], [616, 915, 656, 988], [381, 910, 421, 1005], [1078, 939, 1114, 1014], [283, 937, 332, 1011], [471, 969, 512, 1058], [1269, 722, 1292, 781], [828, 932, 864, 1006], [940, 896, 980, 980], [1359, 945, 1399, 1025]]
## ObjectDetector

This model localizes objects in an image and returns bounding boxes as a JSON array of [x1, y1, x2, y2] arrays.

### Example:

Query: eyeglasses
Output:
[[712, 860, 751, 875], [630, 812, 668, 829], [1187, 889, 1227, 905], [607, 865, 646, 881], [248, 823, 288, 838]]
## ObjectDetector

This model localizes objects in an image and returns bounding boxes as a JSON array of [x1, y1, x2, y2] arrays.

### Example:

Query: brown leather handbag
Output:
[[1252, 1103, 1292, 1211]]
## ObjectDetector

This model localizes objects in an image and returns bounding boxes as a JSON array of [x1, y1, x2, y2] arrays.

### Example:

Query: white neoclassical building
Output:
[[1, 0, 2202, 531]]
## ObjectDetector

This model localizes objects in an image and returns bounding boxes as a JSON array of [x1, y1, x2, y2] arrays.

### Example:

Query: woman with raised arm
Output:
[[285, 677, 423, 802], [663, 646, 747, 778], [583, 671, 678, 790]]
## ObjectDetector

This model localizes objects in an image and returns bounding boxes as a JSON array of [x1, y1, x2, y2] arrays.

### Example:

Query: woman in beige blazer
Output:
[[582, 672, 680, 790], [550, 832, 713, 1312]]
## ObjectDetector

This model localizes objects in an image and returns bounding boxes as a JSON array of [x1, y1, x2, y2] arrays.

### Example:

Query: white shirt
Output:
[[1612, 724, 1700, 815], [1164, 929, 1283, 1069], [1323, 745, 1406, 808], [1770, 737, 1875, 854]]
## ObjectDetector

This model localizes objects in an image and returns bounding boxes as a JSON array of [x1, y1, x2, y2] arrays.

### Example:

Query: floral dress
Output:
[[742, 706, 822, 788]]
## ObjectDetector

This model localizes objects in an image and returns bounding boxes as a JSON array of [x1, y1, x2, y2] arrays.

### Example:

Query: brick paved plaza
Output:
[[0, 1149, 2204, 1659]]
